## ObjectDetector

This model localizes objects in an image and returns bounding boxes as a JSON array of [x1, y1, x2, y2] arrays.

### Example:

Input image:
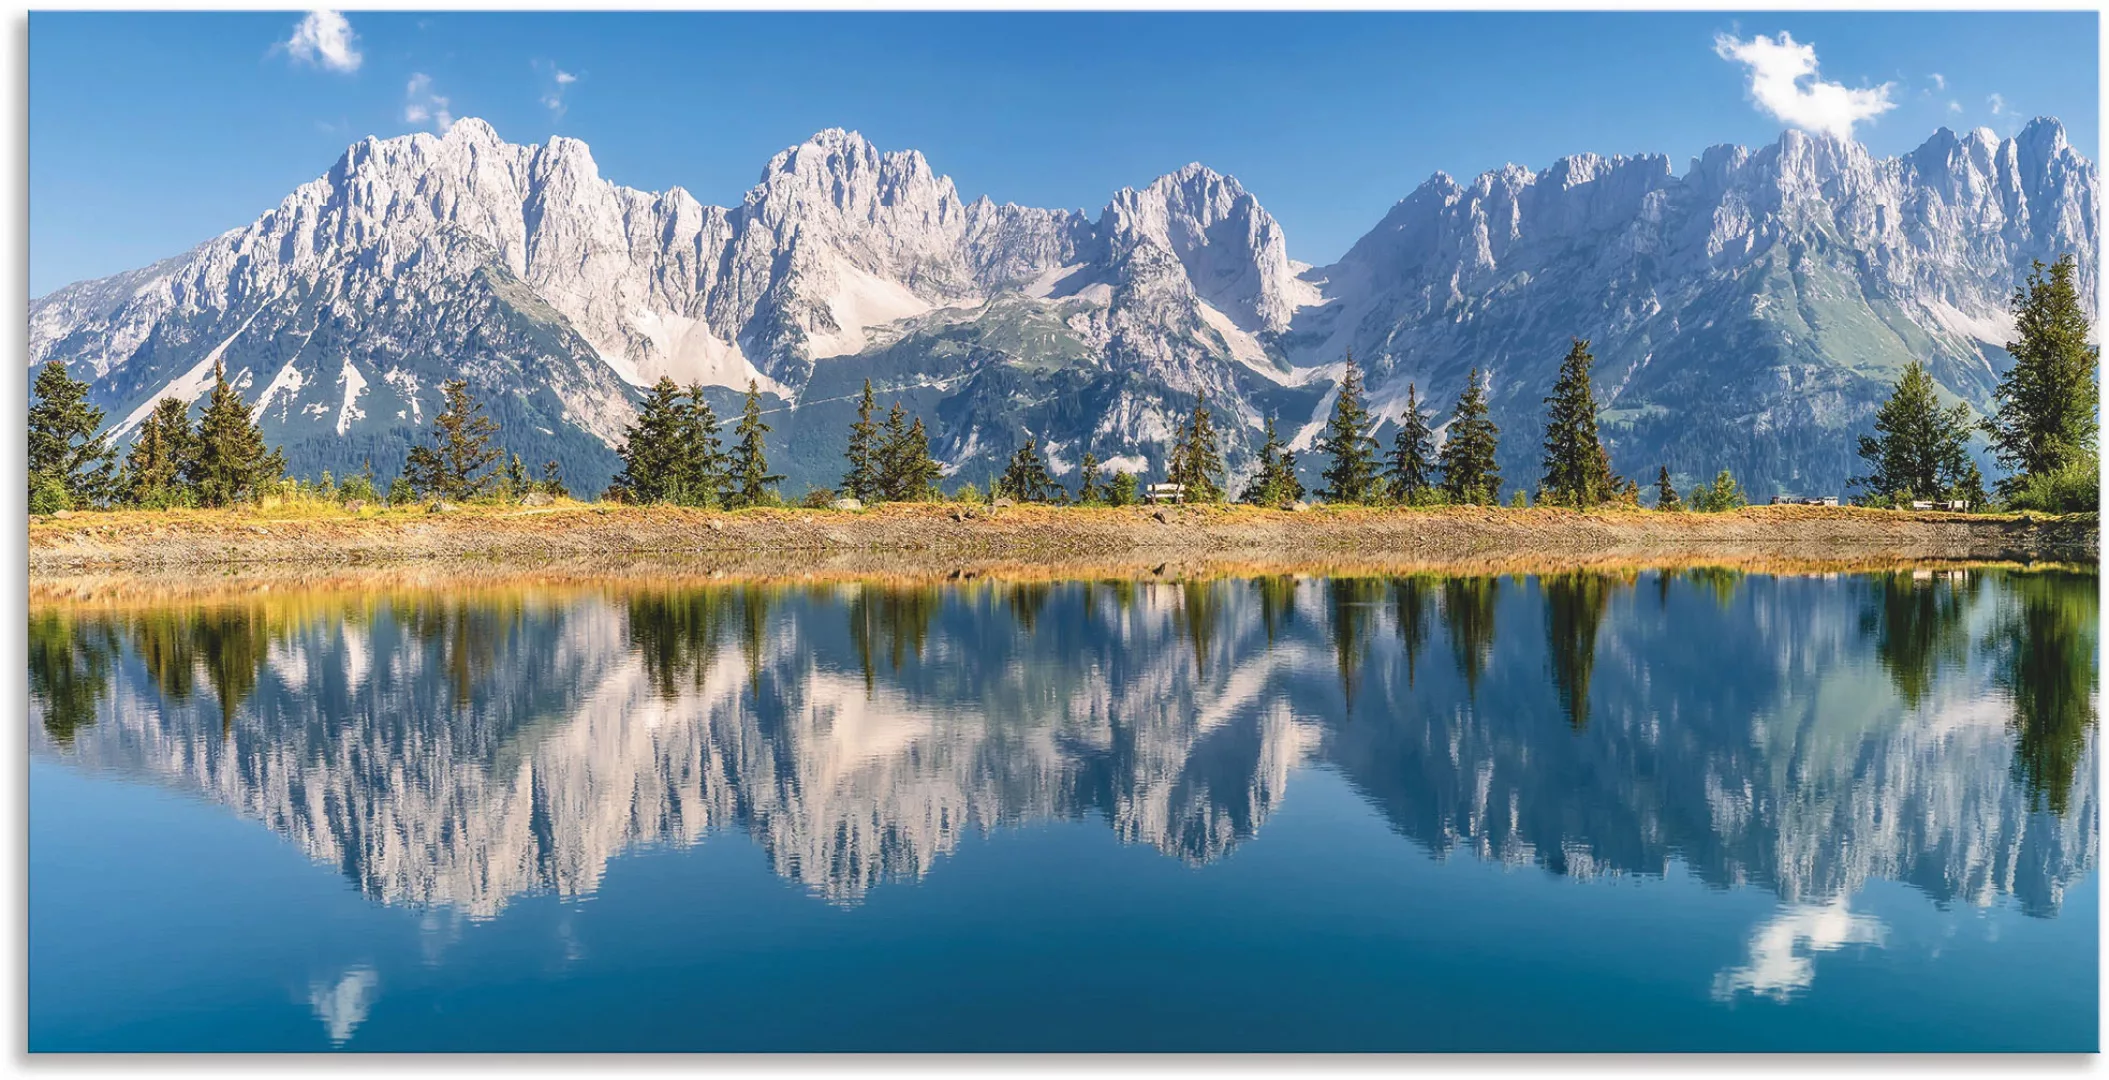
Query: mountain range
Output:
[[29, 117, 2098, 498]]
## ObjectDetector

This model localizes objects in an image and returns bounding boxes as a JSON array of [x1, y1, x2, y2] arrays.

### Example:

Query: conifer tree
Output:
[[1166, 394, 1226, 503], [403, 378, 500, 502], [28, 360, 116, 510], [614, 377, 690, 503], [1077, 452, 1102, 504], [504, 453, 528, 499], [1985, 255, 2099, 491], [997, 437, 1056, 502], [686, 386, 727, 507], [878, 406, 942, 502], [1852, 360, 1978, 503], [1439, 367, 1503, 505], [1386, 383, 1437, 503], [1107, 470, 1138, 507], [1240, 414, 1305, 507], [540, 460, 569, 499], [842, 378, 881, 502], [122, 396, 198, 508], [726, 380, 783, 508], [1315, 351, 1379, 503], [189, 359, 286, 507], [1539, 339, 1612, 507], [1654, 466, 1683, 511]]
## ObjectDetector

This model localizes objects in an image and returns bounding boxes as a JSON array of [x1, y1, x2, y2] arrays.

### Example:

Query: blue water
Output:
[[27, 568, 2100, 1051]]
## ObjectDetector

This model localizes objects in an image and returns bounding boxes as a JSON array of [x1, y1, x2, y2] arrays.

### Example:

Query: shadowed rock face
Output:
[[30, 569, 2096, 919], [28, 119, 2097, 497]]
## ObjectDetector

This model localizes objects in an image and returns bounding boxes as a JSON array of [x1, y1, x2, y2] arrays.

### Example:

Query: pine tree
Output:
[[1539, 339, 1612, 507], [614, 377, 690, 503], [1654, 466, 1683, 511], [504, 453, 528, 500], [1166, 394, 1226, 503], [1386, 382, 1437, 503], [1315, 351, 1379, 503], [1853, 360, 1978, 503], [726, 380, 783, 508], [189, 359, 285, 507], [1107, 470, 1139, 507], [1240, 414, 1305, 507], [539, 460, 569, 499], [1690, 469, 1746, 512], [1439, 367, 1503, 504], [686, 386, 727, 507], [28, 360, 116, 510], [878, 407, 942, 502], [997, 438, 1056, 502], [842, 378, 881, 502], [1986, 255, 2099, 491], [404, 378, 500, 502], [1077, 452, 1102, 504], [121, 396, 198, 508]]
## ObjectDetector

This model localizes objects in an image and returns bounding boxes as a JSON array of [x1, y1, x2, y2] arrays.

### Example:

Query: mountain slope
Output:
[[30, 118, 2097, 498]]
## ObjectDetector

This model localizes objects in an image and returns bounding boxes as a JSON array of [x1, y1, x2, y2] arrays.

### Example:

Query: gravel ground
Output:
[[27, 503, 2096, 583]]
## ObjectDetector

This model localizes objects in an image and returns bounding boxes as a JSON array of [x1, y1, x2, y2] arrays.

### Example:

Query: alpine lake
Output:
[[26, 561, 2099, 1052]]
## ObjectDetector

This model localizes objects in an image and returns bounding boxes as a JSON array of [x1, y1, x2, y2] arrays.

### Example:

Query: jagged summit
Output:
[[29, 117, 2100, 499]]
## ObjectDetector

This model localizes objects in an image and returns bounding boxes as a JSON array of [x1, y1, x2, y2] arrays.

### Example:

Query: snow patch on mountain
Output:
[[336, 360, 368, 436]]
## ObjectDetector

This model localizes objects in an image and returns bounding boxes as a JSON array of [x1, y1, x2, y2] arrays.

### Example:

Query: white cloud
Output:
[[1712, 901, 1886, 1003], [283, 10, 362, 74], [536, 61, 579, 118], [403, 73, 454, 132], [1988, 93, 2008, 116], [1713, 31, 1896, 141], [1948, 100, 1964, 114], [1929, 72, 1946, 91]]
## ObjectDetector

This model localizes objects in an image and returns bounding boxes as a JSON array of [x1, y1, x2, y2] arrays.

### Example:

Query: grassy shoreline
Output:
[[27, 501, 2098, 580]]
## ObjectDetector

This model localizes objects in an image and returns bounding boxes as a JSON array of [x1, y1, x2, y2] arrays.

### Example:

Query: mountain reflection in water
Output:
[[29, 568, 2097, 926]]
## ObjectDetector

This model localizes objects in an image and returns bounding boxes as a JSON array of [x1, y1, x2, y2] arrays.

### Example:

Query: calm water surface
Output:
[[27, 567, 2100, 1051]]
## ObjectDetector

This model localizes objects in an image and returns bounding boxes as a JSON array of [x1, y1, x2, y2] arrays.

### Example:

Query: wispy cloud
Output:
[[1948, 100, 1963, 115], [1929, 72, 1946, 92], [536, 61, 579, 119], [404, 73, 454, 132], [1988, 93, 2008, 116], [1713, 31, 1895, 141], [283, 10, 362, 74]]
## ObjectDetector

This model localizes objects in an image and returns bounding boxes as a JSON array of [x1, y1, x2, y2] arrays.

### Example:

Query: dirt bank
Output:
[[26, 502, 2097, 580]]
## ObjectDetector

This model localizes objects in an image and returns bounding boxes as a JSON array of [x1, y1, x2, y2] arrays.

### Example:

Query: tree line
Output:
[[29, 361, 566, 514], [33, 254, 2095, 516]]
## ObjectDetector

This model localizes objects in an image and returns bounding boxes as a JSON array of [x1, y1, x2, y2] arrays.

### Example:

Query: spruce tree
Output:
[[613, 377, 689, 503], [1167, 394, 1226, 503], [1240, 414, 1305, 507], [1315, 351, 1379, 503], [727, 380, 783, 508], [1539, 339, 1612, 507], [189, 359, 285, 507], [1077, 452, 1102, 504], [504, 454, 528, 499], [687, 386, 727, 507], [997, 438, 1055, 502], [540, 460, 569, 499], [404, 379, 500, 502], [1386, 383, 1437, 503], [122, 396, 198, 508], [879, 407, 942, 502], [28, 360, 116, 510], [842, 378, 881, 502], [1986, 255, 2099, 491], [1107, 470, 1138, 507], [1853, 360, 1978, 503], [1654, 466, 1683, 511], [1439, 367, 1503, 505]]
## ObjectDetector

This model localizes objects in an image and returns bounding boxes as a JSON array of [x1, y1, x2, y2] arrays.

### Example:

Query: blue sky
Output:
[[29, 10, 2099, 297]]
